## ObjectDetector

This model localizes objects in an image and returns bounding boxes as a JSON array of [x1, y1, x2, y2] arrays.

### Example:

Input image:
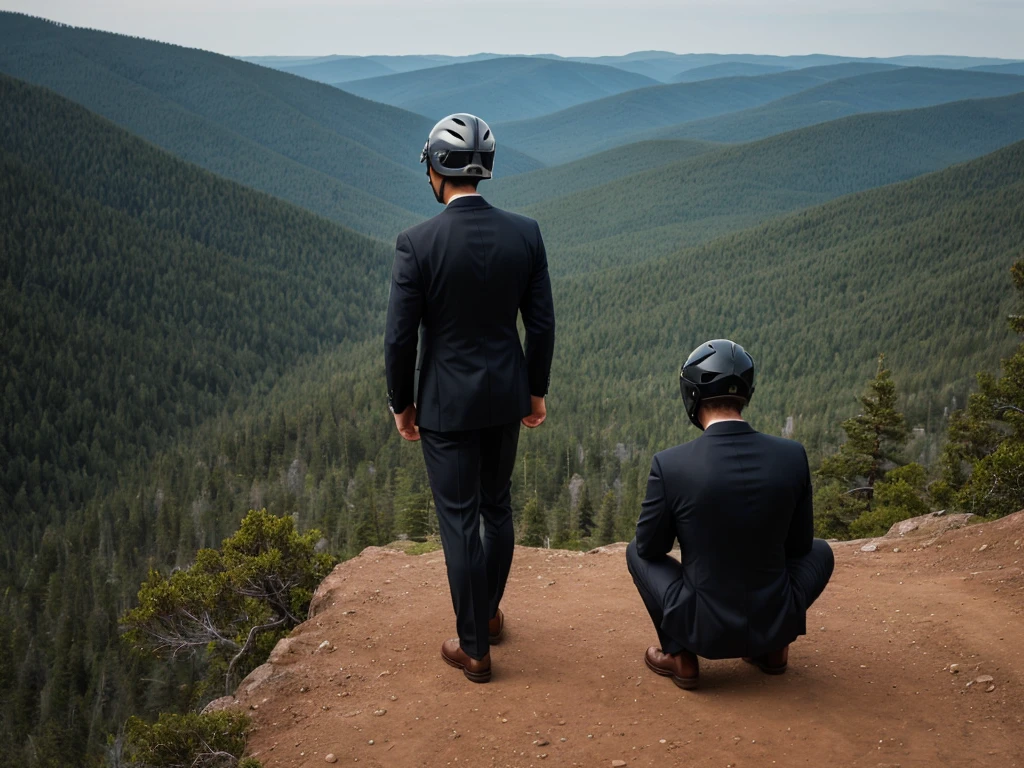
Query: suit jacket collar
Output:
[[445, 195, 491, 211], [702, 420, 756, 437]]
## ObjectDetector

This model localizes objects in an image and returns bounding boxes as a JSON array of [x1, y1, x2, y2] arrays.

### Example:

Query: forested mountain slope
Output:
[[0, 70, 393, 569], [0, 13, 540, 239], [550, 139, 1024, 451], [521, 92, 1024, 275], [655, 66, 1024, 144], [0, 70, 402, 765], [496, 63, 931, 163], [338, 57, 659, 122], [487, 138, 721, 209]]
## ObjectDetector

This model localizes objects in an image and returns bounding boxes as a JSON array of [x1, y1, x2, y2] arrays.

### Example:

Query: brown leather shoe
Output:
[[488, 609, 504, 644], [743, 644, 789, 675], [644, 646, 699, 690], [441, 639, 491, 683]]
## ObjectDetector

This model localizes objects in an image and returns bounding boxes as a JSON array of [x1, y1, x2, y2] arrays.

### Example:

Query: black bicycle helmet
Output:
[[420, 113, 495, 180], [679, 339, 755, 430]]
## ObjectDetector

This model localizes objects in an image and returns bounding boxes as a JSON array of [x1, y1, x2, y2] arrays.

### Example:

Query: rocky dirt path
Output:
[[235, 513, 1024, 768]]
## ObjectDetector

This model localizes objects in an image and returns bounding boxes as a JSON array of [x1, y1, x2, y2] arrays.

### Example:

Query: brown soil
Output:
[[235, 513, 1024, 768]]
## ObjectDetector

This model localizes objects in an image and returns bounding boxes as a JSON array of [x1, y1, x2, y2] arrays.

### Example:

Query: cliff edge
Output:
[[224, 512, 1024, 767]]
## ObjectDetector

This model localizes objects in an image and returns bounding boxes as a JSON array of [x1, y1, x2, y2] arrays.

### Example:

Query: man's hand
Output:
[[393, 404, 420, 441], [522, 396, 547, 429]]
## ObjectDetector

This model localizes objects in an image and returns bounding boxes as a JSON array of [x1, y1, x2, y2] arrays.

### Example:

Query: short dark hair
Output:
[[700, 396, 747, 415], [450, 176, 481, 191]]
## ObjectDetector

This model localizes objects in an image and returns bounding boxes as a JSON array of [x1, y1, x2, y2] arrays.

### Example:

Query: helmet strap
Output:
[[433, 175, 447, 205]]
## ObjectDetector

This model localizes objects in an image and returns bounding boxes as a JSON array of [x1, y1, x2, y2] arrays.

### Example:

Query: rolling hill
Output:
[[518, 92, 1024, 275], [337, 56, 659, 122], [570, 53, 1016, 81], [0, 13, 542, 240], [549, 138, 1024, 449], [653, 66, 1024, 144], [969, 62, 1024, 76], [495, 63, 911, 164], [487, 138, 721, 209], [670, 62, 793, 82], [269, 53, 504, 83], [279, 55, 395, 82]]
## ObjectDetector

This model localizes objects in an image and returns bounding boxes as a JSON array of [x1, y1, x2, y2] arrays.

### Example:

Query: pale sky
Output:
[[2, 0, 1022, 59]]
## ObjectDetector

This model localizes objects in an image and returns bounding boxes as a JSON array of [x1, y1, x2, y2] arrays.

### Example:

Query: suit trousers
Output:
[[625, 538, 835, 656], [419, 421, 521, 660]]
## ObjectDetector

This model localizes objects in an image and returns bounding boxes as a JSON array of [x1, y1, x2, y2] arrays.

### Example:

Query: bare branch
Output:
[[224, 615, 288, 695]]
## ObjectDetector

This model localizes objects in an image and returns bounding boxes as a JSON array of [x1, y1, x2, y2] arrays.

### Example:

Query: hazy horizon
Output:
[[1, 1, 1022, 60]]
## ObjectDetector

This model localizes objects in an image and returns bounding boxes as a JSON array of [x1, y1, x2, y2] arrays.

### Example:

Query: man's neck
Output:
[[445, 189, 480, 205], [701, 413, 745, 430]]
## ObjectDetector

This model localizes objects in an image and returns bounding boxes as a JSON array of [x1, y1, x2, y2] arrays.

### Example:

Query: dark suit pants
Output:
[[625, 538, 835, 656], [420, 421, 521, 660]]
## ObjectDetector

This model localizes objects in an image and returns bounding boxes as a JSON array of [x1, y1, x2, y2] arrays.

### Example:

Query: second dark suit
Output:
[[385, 195, 555, 660], [626, 421, 834, 660]]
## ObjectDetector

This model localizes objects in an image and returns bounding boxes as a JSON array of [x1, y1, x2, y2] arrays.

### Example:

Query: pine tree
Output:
[[576, 486, 595, 538], [815, 356, 912, 538], [520, 496, 547, 547], [393, 468, 431, 540], [597, 490, 618, 546], [818, 355, 909, 490], [939, 260, 1024, 517]]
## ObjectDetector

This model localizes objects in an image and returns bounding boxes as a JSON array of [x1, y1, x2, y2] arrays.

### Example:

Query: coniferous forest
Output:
[[1, 11, 1024, 766]]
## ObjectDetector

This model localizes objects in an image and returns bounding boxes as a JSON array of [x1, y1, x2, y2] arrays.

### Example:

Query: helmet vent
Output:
[[483, 130, 491, 140], [452, 117, 467, 126], [700, 372, 718, 384], [446, 129, 465, 141]]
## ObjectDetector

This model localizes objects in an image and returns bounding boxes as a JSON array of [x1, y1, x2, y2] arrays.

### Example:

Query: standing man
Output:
[[626, 339, 834, 690], [385, 114, 555, 683]]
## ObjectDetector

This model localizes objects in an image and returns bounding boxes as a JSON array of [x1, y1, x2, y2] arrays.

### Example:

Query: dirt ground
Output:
[[235, 512, 1024, 768]]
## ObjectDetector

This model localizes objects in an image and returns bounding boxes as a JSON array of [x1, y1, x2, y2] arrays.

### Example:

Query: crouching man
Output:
[[626, 339, 834, 689]]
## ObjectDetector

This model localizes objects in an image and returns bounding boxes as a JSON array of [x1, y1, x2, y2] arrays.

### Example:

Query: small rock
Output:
[[986, 684, 996, 693], [535, 739, 550, 747], [612, 761, 627, 767], [896, 519, 920, 535], [318, 640, 332, 651], [373, 709, 387, 716], [861, 543, 878, 552], [201, 695, 236, 714], [368, 739, 374, 745], [324, 756, 337, 764], [974, 675, 994, 684], [892, 547, 900, 553], [978, 544, 989, 552], [949, 664, 960, 674]]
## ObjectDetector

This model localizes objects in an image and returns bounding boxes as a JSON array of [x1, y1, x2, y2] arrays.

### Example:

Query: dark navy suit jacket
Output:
[[384, 196, 555, 432], [635, 421, 814, 658]]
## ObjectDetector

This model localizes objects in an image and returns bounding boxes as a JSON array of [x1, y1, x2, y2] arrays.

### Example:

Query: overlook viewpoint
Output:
[[220, 512, 1024, 768]]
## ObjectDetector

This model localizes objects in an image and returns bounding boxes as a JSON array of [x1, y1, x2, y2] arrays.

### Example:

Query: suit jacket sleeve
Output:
[[384, 232, 423, 414], [635, 454, 676, 559], [785, 447, 814, 558], [519, 222, 555, 397]]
